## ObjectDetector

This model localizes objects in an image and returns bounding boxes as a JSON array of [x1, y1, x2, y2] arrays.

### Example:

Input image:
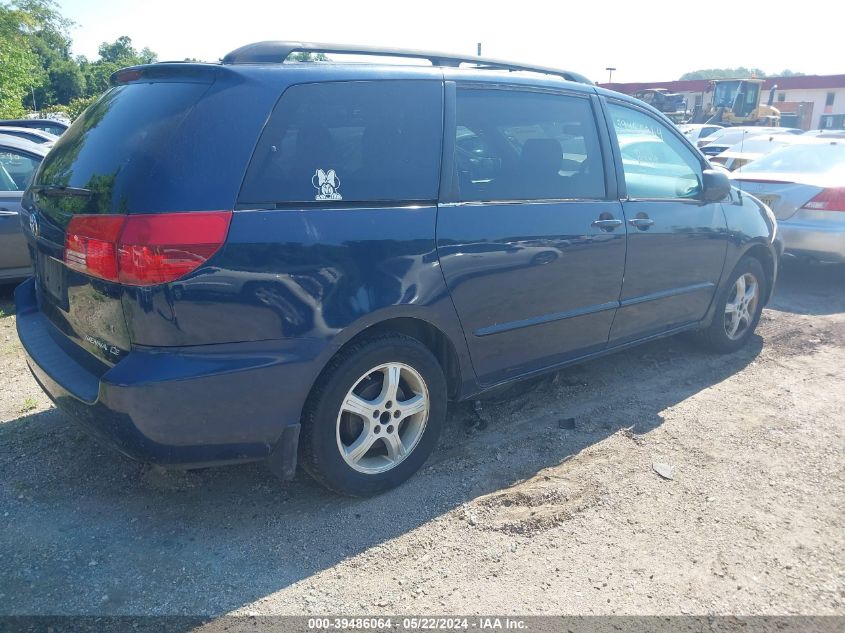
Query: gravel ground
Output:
[[0, 259, 843, 617]]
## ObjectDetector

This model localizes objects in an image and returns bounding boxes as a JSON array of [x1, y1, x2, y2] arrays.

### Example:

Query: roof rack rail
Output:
[[221, 41, 594, 85]]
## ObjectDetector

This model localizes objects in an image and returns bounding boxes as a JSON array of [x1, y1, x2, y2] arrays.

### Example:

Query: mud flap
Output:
[[266, 423, 301, 480]]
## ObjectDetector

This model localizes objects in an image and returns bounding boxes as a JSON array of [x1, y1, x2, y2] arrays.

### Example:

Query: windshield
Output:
[[713, 82, 741, 108], [739, 142, 845, 177]]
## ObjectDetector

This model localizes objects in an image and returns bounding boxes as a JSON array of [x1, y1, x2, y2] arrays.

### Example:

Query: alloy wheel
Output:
[[335, 363, 430, 474], [724, 272, 760, 340]]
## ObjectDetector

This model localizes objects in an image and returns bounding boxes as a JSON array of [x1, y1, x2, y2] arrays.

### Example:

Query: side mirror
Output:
[[702, 169, 731, 202]]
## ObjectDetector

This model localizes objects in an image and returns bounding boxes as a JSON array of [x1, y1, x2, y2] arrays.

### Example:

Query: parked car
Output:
[[699, 126, 801, 155], [0, 118, 69, 136], [0, 126, 57, 146], [0, 136, 48, 283], [801, 129, 845, 139], [711, 134, 819, 171], [732, 140, 845, 262], [15, 42, 780, 496], [677, 123, 723, 145]]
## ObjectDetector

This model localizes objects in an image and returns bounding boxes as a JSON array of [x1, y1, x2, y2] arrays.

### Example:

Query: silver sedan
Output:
[[732, 141, 845, 263], [1, 135, 48, 283]]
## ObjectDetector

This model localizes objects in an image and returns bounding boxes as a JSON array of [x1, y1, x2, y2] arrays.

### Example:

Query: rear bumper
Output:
[[15, 278, 329, 474], [779, 219, 845, 263]]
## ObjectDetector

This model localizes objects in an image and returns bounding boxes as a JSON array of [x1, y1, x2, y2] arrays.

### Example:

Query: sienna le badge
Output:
[[313, 169, 342, 201]]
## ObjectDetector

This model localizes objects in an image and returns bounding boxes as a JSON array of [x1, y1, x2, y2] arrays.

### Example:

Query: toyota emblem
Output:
[[29, 212, 39, 237]]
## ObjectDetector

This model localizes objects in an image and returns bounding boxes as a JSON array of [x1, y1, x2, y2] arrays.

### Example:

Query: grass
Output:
[[19, 397, 37, 413]]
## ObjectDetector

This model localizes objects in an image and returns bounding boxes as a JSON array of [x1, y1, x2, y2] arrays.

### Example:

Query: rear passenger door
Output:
[[604, 101, 729, 344], [437, 86, 626, 386]]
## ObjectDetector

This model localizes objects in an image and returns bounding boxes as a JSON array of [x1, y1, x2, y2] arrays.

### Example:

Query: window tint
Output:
[[454, 89, 605, 201], [36, 82, 210, 215], [240, 81, 443, 204], [0, 150, 40, 191], [608, 103, 702, 199]]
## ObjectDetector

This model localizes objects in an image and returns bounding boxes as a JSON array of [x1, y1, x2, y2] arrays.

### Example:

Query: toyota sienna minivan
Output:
[[16, 42, 781, 496]]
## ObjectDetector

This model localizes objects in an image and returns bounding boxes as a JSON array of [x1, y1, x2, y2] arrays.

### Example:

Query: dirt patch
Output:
[[467, 474, 602, 535]]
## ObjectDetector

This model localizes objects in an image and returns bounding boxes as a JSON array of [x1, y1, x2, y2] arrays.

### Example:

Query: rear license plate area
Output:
[[37, 255, 67, 303], [757, 195, 778, 209]]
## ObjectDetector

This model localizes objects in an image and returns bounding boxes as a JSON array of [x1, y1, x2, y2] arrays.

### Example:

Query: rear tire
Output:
[[299, 333, 447, 496], [699, 256, 766, 353]]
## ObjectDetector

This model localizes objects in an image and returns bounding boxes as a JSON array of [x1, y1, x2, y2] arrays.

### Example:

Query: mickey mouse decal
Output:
[[312, 169, 342, 201]]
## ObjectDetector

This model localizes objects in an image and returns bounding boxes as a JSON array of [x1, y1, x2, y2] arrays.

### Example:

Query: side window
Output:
[[455, 89, 605, 202], [0, 151, 40, 192], [240, 80, 443, 204], [608, 103, 703, 200]]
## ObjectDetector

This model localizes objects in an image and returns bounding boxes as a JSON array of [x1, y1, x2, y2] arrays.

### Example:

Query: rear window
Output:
[[239, 80, 443, 205], [739, 142, 845, 176], [34, 81, 210, 215]]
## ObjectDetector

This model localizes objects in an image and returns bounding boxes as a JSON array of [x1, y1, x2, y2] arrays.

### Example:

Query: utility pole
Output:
[[606, 67, 616, 84]]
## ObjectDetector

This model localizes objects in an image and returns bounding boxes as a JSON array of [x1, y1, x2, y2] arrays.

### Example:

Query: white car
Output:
[[712, 134, 822, 171], [677, 123, 723, 145], [698, 126, 802, 155]]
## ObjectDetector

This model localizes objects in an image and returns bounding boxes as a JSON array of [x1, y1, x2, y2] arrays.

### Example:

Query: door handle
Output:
[[628, 217, 655, 230], [591, 218, 623, 231]]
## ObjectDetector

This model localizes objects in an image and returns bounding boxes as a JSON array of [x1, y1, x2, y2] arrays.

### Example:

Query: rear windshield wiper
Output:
[[35, 185, 93, 198]]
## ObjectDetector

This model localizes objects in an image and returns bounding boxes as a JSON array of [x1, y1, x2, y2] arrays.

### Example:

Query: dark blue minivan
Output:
[[16, 43, 780, 495]]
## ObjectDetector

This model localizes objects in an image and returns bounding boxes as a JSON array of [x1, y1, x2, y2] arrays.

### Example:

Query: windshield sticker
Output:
[[313, 169, 342, 201]]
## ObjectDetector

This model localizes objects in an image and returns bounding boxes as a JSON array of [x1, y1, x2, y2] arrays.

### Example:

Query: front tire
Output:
[[299, 333, 447, 496], [700, 256, 766, 353]]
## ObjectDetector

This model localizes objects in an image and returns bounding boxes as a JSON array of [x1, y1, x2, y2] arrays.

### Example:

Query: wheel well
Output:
[[365, 318, 462, 399], [339, 318, 463, 399], [743, 245, 775, 302]]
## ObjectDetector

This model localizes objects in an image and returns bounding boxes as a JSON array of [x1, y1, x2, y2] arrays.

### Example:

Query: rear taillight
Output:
[[64, 216, 125, 281], [801, 188, 845, 212], [64, 211, 232, 285]]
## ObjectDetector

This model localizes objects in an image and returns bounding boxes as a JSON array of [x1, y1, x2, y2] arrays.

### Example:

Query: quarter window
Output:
[[608, 103, 702, 200], [0, 150, 40, 192], [240, 81, 443, 204], [454, 89, 606, 202]]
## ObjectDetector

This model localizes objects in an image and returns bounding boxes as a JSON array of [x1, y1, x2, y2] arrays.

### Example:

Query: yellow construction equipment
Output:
[[692, 79, 780, 127]]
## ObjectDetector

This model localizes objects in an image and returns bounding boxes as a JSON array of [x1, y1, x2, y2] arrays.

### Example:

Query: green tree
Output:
[[1, 0, 158, 113], [11, 0, 74, 107], [79, 57, 121, 96], [680, 67, 767, 80], [0, 4, 40, 116], [48, 57, 86, 103], [97, 35, 136, 64], [97, 35, 156, 66], [289, 51, 329, 62]]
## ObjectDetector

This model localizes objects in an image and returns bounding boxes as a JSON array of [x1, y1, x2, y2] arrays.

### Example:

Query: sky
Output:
[[57, 0, 843, 84]]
